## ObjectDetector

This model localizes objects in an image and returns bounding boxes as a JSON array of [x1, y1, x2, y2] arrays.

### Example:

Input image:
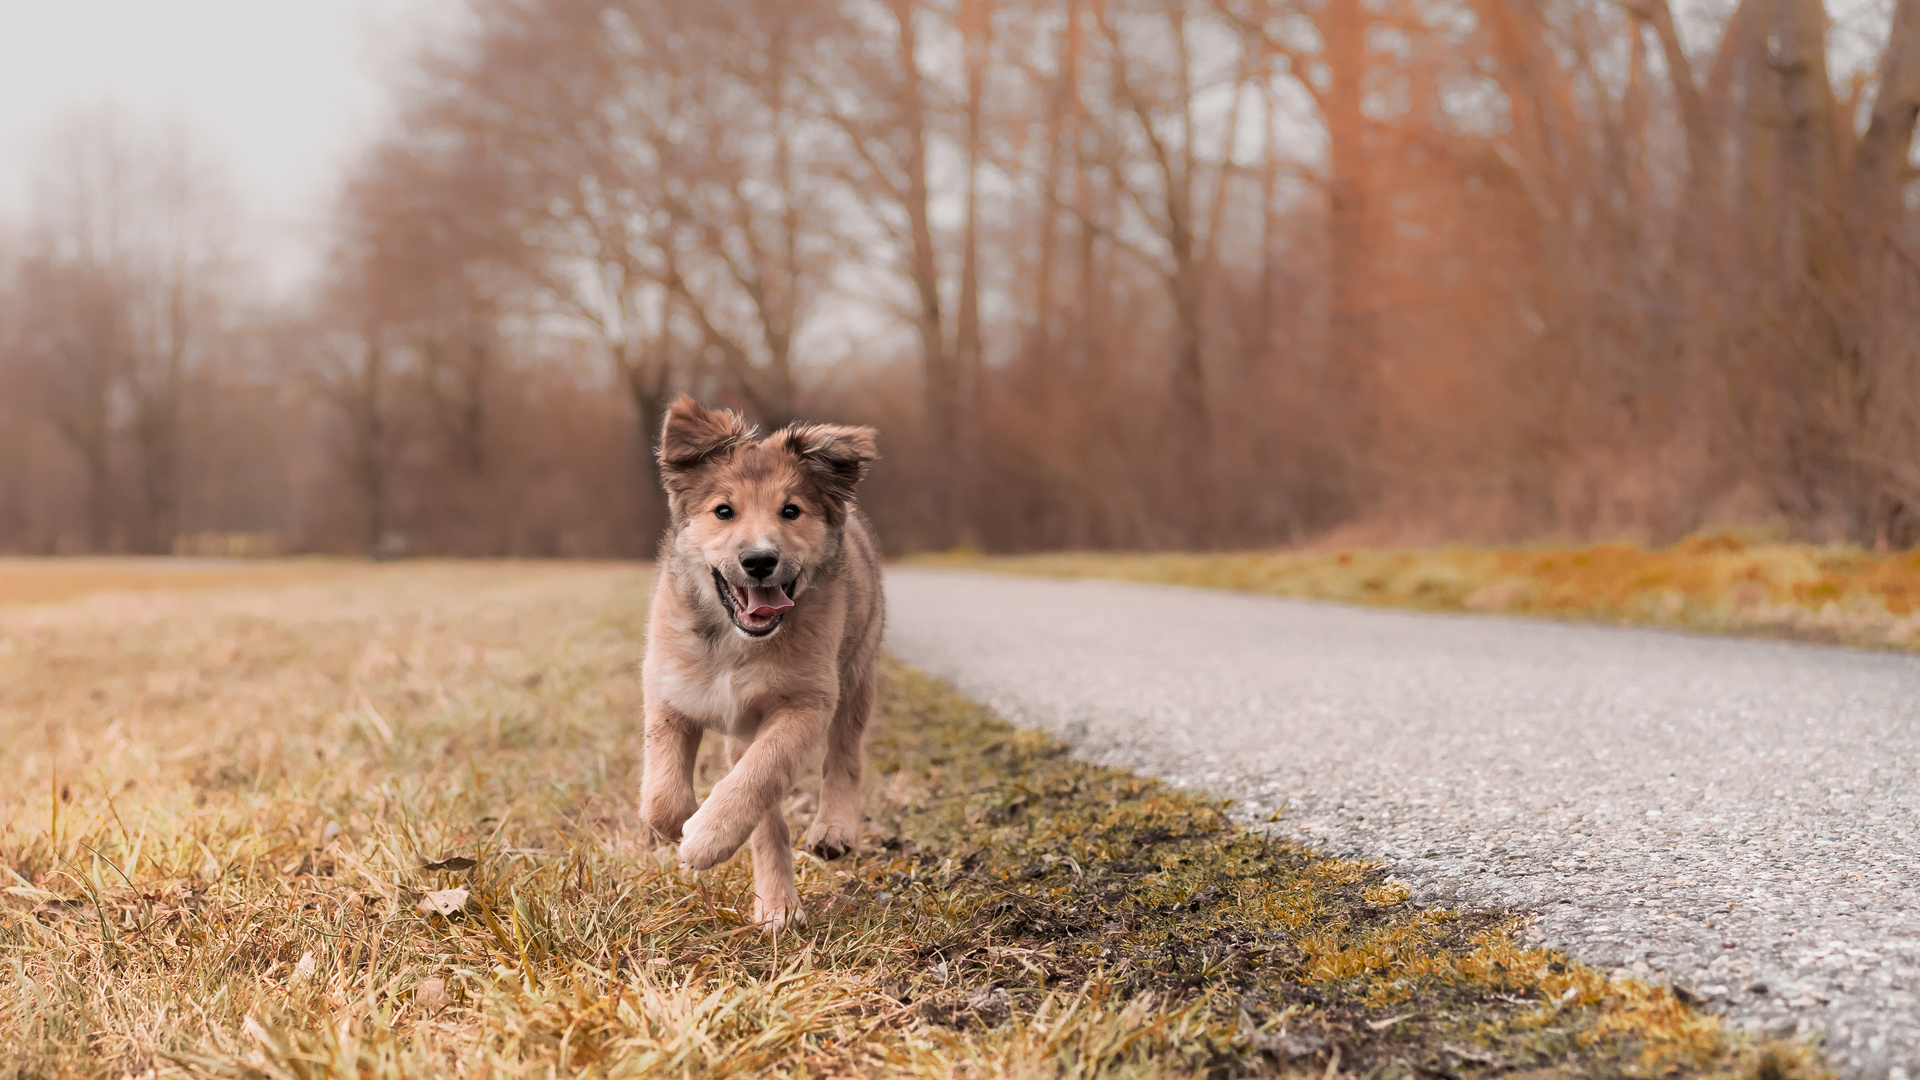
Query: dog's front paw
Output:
[[643, 790, 699, 843], [802, 821, 857, 861], [677, 806, 745, 871], [754, 892, 806, 931]]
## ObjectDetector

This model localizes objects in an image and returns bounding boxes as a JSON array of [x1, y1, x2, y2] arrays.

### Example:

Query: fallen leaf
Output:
[[1438, 1042, 1506, 1067], [417, 888, 470, 917], [292, 950, 317, 980], [1248, 1028, 1329, 1060], [965, 985, 1011, 1026], [415, 977, 449, 1014]]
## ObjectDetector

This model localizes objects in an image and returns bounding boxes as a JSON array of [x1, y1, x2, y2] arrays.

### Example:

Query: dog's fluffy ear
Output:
[[784, 423, 879, 513], [658, 396, 755, 497]]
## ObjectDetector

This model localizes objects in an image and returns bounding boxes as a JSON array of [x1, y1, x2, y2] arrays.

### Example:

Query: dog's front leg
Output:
[[641, 703, 703, 843], [722, 736, 804, 928], [679, 703, 828, 872]]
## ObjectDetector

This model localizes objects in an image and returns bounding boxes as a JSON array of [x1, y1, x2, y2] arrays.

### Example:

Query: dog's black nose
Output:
[[740, 550, 780, 581]]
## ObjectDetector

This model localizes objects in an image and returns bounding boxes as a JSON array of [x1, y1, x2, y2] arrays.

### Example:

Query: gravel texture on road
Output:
[[885, 569, 1920, 1077]]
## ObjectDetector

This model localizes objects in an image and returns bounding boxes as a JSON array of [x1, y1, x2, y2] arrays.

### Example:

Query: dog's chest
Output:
[[658, 652, 772, 735]]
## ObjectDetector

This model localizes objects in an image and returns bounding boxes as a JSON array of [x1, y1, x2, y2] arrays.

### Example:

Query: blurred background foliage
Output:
[[2, 0, 1917, 557]]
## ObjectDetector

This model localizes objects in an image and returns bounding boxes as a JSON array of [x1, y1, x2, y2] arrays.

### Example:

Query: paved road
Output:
[[884, 569, 1920, 1078]]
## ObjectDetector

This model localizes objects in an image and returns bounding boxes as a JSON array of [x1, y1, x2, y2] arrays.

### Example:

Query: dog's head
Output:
[[657, 395, 878, 640]]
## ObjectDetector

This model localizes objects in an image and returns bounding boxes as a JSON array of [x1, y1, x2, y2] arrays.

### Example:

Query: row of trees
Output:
[[4, 0, 1919, 555], [0, 113, 646, 557], [0, 117, 249, 554]]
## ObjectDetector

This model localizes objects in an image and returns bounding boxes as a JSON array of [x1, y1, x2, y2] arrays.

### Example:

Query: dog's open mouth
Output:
[[713, 569, 796, 636]]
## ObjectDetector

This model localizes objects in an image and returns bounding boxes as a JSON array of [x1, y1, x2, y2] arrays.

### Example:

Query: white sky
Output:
[[0, 0, 445, 291]]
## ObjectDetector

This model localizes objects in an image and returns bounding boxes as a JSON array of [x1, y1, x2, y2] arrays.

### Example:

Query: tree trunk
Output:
[[1148, 0, 1209, 546], [133, 386, 179, 554], [626, 346, 672, 550], [955, 0, 992, 546], [888, 0, 959, 548], [80, 441, 114, 554], [1847, 0, 1920, 244], [1772, 0, 1844, 283], [344, 334, 391, 557], [1319, 0, 1374, 478], [1021, 0, 1081, 405], [1253, 68, 1281, 386], [45, 337, 119, 554]]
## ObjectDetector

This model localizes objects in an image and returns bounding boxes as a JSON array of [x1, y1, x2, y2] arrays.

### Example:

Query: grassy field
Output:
[[0, 558, 368, 608], [0, 561, 1823, 1078], [913, 532, 1920, 651]]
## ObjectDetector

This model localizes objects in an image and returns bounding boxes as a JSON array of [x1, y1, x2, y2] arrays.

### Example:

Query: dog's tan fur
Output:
[[639, 397, 883, 928]]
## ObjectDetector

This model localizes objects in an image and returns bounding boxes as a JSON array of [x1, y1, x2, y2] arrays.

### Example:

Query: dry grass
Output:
[[0, 561, 1827, 1078], [0, 558, 369, 608], [912, 531, 1920, 650]]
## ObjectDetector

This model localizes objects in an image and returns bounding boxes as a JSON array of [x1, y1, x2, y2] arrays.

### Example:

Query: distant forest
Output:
[[3, 0, 1918, 556]]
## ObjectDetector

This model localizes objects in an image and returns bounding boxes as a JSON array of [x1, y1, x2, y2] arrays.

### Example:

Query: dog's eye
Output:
[[714, 504, 734, 520], [781, 504, 801, 520]]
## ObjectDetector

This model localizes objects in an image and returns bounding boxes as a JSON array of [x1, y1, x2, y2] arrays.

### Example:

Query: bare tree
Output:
[[1081, 0, 1251, 541], [122, 129, 239, 552], [5, 113, 239, 552], [810, 0, 968, 547]]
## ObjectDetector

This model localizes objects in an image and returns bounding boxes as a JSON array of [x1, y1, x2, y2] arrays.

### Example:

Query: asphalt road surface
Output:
[[884, 569, 1920, 1077]]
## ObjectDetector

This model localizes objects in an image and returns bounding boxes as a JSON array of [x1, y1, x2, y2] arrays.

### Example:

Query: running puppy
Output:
[[639, 396, 883, 928]]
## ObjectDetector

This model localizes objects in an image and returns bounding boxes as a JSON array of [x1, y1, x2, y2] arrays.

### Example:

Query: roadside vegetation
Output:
[[915, 532, 1920, 652], [1, 562, 1824, 1077]]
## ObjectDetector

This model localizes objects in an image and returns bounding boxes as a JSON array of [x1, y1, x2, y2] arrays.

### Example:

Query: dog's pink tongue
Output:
[[743, 584, 794, 618]]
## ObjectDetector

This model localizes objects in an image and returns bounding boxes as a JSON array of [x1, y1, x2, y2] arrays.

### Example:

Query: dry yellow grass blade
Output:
[[0, 561, 1825, 1078]]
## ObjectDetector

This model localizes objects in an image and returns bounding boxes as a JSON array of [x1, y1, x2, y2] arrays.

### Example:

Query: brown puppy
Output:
[[639, 396, 883, 928]]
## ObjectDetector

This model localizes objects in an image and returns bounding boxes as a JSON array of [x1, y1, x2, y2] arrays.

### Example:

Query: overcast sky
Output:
[[0, 0, 444, 290]]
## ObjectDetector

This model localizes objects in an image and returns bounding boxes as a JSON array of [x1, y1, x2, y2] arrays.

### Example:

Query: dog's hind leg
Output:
[[804, 668, 874, 860], [641, 704, 702, 843], [679, 704, 828, 872]]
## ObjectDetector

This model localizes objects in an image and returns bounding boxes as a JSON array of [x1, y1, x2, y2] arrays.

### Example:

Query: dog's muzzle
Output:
[[713, 569, 796, 636]]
